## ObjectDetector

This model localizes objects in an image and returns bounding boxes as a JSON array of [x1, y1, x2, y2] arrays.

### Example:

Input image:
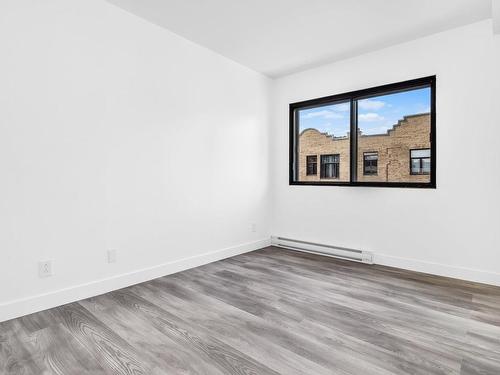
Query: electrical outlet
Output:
[[107, 249, 117, 264], [251, 223, 257, 233], [38, 261, 52, 278]]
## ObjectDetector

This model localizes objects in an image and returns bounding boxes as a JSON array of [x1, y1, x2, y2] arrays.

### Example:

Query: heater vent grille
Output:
[[271, 236, 374, 264]]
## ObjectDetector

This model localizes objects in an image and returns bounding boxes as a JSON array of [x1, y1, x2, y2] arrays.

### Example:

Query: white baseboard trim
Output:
[[270, 235, 500, 287], [0, 238, 271, 323], [375, 253, 500, 287]]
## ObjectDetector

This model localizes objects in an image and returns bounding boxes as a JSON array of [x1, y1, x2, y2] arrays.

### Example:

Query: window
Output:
[[410, 149, 431, 175], [294, 100, 351, 182], [363, 152, 378, 175], [320, 154, 340, 179], [306, 155, 317, 175], [290, 76, 436, 188]]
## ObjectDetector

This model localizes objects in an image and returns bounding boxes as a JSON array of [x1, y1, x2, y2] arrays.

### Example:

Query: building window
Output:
[[410, 149, 431, 175], [290, 76, 436, 188], [320, 154, 340, 179], [306, 155, 317, 175], [363, 152, 378, 175]]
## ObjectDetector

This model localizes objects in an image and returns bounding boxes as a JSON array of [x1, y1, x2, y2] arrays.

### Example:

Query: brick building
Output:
[[298, 113, 431, 183]]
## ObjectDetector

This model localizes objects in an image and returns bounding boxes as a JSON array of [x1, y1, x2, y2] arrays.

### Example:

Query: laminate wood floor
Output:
[[1, 246, 500, 374]]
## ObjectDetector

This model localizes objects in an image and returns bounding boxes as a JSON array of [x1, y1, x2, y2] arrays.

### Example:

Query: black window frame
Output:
[[410, 148, 431, 175], [320, 154, 340, 179], [306, 155, 318, 176], [289, 76, 436, 188], [363, 152, 378, 176]]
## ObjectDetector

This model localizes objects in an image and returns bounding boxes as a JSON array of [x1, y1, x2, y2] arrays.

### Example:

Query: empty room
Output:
[[1, 0, 500, 374]]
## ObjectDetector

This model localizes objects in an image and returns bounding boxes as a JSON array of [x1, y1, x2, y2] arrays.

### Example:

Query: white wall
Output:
[[0, 0, 270, 321], [271, 20, 500, 285]]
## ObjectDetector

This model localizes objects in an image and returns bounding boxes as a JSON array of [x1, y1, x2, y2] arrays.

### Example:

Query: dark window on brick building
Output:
[[306, 155, 317, 175], [320, 154, 340, 179], [410, 149, 431, 175], [363, 152, 378, 175]]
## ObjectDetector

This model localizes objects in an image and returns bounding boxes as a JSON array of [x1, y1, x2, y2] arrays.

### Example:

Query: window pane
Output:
[[411, 159, 421, 174], [364, 153, 378, 161], [422, 158, 431, 173], [411, 149, 431, 158], [297, 101, 350, 182], [323, 155, 336, 163], [357, 87, 431, 183], [325, 164, 334, 178]]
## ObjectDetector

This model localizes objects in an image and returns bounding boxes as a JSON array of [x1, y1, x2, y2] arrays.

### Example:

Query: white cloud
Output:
[[358, 99, 386, 110], [301, 110, 343, 120], [358, 113, 384, 122]]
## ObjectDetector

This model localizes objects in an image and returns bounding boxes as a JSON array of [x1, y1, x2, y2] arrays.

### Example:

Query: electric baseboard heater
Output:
[[271, 236, 374, 264]]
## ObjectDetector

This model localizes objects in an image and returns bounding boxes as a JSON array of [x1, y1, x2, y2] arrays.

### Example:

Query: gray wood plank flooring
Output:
[[1, 246, 500, 374]]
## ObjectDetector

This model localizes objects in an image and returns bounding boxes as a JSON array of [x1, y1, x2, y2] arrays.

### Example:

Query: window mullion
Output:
[[350, 98, 358, 183]]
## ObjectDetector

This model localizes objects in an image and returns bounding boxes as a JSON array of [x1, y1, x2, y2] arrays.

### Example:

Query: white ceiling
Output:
[[106, 0, 493, 77]]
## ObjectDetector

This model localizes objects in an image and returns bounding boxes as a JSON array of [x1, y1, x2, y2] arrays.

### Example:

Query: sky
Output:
[[298, 87, 430, 136]]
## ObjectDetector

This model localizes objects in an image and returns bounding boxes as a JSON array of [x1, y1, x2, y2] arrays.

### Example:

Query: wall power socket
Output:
[[38, 261, 52, 278]]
